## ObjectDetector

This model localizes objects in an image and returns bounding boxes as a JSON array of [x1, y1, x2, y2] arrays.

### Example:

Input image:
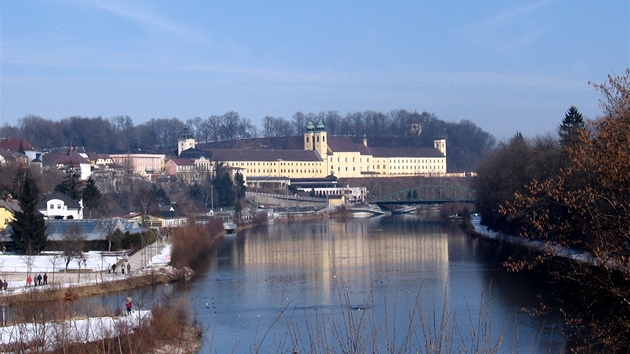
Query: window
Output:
[[57, 204, 62, 209]]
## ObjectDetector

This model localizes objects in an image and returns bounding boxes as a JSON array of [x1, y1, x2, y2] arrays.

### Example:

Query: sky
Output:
[[1, 1, 628, 141]]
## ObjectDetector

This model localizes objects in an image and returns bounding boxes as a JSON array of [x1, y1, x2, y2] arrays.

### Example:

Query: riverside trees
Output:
[[475, 70, 630, 352]]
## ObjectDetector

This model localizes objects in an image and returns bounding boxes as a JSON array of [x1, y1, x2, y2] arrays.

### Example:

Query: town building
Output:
[[177, 120, 447, 182], [36, 192, 83, 220]]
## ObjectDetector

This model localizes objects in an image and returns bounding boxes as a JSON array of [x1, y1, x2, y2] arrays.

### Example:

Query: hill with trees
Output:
[[0, 109, 495, 173]]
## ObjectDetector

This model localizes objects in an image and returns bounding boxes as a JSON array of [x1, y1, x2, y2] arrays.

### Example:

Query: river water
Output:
[[168, 215, 566, 353]]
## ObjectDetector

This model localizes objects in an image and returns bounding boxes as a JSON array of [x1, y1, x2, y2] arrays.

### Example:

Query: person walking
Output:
[[43, 273, 48, 285], [125, 295, 132, 316], [36, 273, 42, 286], [26, 275, 32, 287], [126, 263, 131, 275]]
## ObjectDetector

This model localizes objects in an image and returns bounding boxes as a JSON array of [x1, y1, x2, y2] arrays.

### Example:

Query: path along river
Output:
[[89, 215, 568, 353]]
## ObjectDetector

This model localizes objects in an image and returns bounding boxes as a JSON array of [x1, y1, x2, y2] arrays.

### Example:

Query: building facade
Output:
[[175, 120, 447, 182]]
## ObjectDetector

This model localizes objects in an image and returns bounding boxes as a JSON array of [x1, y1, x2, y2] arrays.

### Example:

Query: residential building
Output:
[[36, 192, 83, 220], [109, 153, 165, 177], [0, 198, 20, 231]]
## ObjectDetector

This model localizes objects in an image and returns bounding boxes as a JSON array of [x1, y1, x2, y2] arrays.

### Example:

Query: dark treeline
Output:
[[474, 71, 630, 352], [0, 109, 495, 172]]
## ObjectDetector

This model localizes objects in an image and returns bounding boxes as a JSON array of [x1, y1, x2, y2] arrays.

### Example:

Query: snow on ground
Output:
[[0, 310, 152, 350], [0, 251, 119, 274], [0, 242, 171, 293], [148, 243, 171, 266]]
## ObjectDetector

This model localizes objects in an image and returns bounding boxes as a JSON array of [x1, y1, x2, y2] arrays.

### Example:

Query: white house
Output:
[[36, 192, 83, 220]]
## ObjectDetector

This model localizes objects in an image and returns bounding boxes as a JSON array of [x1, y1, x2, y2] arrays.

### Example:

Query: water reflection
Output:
[[80, 216, 565, 353], [176, 216, 566, 353]]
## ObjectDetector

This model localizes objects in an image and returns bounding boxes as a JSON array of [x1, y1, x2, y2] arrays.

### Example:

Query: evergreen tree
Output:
[[212, 163, 235, 207], [56, 169, 82, 200], [558, 106, 585, 146], [10, 169, 47, 255], [82, 176, 102, 217], [234, 171, 246, 200]]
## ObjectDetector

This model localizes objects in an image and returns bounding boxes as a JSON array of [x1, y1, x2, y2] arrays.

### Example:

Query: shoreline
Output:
[[1, 265, 193, 306]]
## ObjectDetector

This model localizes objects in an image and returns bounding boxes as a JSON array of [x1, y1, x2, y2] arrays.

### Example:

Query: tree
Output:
[[212, 163, 235, 208], [234, 171, 246, 201], [61, 223, 85, 272], [82, 176, 102, 218], [134, 188, 159, 228], [56, 168, 82, 200], [558, 105, 585, 147], [502, 70, 630, 352], [10, 169, 47, 255]]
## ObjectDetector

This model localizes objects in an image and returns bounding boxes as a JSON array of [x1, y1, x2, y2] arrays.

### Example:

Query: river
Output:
[[86, 215, 567, 353], [172, 215, 566, 353]]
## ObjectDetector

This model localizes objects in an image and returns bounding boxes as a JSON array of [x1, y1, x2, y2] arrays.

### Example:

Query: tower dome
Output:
[[315, 120, 326, 131], [306, 120, 315, 132]]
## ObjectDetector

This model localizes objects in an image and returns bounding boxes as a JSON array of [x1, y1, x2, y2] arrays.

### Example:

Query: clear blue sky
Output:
[[1, 0, 628, 141]]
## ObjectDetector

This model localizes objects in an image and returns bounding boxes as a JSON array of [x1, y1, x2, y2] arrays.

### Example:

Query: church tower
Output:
[[304, 120, 315, 150], [434, 137, 447, 156], [313, 120, 328, 157], [178, 126, 196, 156]]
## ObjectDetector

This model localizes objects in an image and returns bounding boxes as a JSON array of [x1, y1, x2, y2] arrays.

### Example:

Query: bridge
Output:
[[374, 185, 476, 205]]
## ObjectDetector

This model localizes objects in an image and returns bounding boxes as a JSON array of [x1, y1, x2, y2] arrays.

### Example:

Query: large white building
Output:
[[179, 120, 447, 181]]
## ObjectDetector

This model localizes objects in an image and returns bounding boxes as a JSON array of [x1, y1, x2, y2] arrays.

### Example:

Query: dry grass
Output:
[[240, 283, 557, 354], [0, 291, 201, 353]]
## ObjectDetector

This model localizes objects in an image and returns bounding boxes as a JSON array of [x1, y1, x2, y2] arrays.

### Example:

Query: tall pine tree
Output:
[[559, 106, 585, 147], [82, 176, 102, 218], [10, 169, 47, 255], [56, 168, 82, 200]]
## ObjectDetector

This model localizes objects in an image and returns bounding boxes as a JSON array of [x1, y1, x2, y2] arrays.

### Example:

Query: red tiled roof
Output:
[[0, 138, 35, 151]]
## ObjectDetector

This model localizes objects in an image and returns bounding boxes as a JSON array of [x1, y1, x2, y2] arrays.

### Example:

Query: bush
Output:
[[170, 218, 223, 269]]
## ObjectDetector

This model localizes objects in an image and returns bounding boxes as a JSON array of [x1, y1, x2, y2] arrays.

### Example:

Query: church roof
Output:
[[209, 149, 323, 162], [368, 146, 444, 158], [326, 137, 370, 154]]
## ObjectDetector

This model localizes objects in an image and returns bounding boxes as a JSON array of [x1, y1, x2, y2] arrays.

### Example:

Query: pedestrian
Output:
[[108, 263, 111, 274], [121, 266, 125, 275], [43, 273, 48, 285], [26, 275, 32, 287], [112, 263, 117, 274], [36, 273, 42, 286], [3, 280, 7, 291], [125, 295, 132, 316], [127, 263, 131, 274], [0, 279, 3, 291]]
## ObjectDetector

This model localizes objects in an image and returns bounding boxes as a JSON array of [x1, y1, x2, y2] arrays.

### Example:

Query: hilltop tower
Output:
[[178, 126, 196, 156]]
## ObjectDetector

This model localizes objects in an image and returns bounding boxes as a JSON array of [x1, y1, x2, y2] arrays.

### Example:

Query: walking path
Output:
[[0, 240, 171, 293]]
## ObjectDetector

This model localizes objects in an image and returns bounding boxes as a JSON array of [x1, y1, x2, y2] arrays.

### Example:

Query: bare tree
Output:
[[61, 224, 85, 273]]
